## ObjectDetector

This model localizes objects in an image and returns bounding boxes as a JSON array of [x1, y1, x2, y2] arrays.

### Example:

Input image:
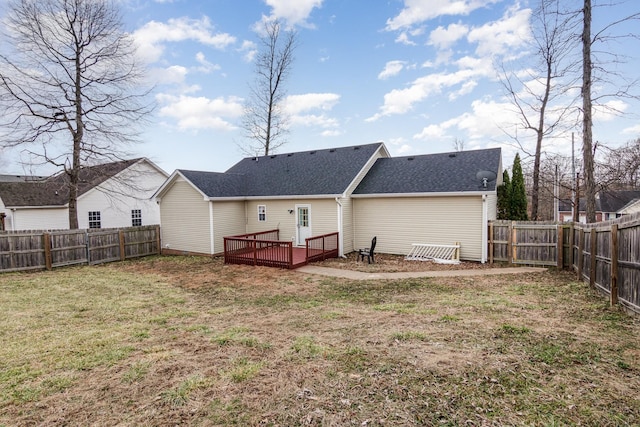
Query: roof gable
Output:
[[0, 158, 147, 207], [353, 148, 502, 195]]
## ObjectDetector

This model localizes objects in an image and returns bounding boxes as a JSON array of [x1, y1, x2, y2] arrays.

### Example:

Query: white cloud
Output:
[[378, 60, 406, 80], [262, 0, 324, 28], [194, 52, 221, 74], [623, 124, 640, 134], [284, 93, 340, 115], [321, 129, 342, 137], [133, 16, 236, 63], [428, 22, 469, 49], [284, 93, 340, 132], [413, 124, 447, 140], [367, 68, 484, 121], [395, 32, 416, 46], [156, 94, 244, 131], [386, 0, 501, 31], [239, 40, 257, 62], [149, 65, 188, 85], [594, 99, 628, 122], [467, 6, 531, 58]]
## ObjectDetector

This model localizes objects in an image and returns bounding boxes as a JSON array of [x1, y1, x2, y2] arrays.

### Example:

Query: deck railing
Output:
[[223, 229, 294, 268], [306, 232, 339, 263], [224, 229, 339, 269]]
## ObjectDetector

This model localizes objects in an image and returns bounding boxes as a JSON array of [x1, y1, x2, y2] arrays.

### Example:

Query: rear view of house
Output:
[[155, 142, 502, 263]]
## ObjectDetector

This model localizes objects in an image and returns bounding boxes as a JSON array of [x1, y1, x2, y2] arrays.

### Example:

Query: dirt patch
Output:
[[317, 251, 498, 272]]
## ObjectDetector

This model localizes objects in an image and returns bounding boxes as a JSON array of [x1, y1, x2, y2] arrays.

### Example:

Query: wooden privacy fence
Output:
[[0, 225, 161, 273], [489, 214, 640, 315]]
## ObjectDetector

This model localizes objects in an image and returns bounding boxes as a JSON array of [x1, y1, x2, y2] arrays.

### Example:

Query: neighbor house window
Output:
[[132, 209, 142, 226], [258, 205, 266, 222], [88, 211, 101, 229]]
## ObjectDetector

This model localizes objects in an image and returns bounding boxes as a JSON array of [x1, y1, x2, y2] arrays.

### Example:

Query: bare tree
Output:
[[597, 138, 640, 189], [452, 137, 466, 152], [581, 0, 640, 222], [500, 0, 579, 220], [581, 0, 598, 223], [0, 0, 152, 229], [241, 19, 297, 156]]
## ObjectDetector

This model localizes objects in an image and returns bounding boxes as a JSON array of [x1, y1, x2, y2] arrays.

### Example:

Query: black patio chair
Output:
[[358, 236, 377, 264]]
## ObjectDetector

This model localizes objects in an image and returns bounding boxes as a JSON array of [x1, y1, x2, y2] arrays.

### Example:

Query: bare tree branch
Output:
[[241, 19, 297, 156]]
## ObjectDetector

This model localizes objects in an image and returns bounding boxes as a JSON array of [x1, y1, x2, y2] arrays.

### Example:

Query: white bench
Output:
[[405, 243, 460, 264]]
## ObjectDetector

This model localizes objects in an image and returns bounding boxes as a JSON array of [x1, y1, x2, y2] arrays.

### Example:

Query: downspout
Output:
[[11, 208, 16, 231], [209, 201, 215, 255], [335, 197, 345, 257], [481, 194, 488, 263]]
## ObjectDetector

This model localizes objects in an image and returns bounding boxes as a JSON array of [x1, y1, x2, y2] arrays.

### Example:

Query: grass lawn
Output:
[[1, 255, 639, 426]]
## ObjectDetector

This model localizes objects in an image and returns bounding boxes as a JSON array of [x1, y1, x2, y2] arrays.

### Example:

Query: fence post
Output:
[[610, 224, 618, 306], [556, 224, 563, 269], [568, 223, 575, 268], [43, 232, 52, 271], [577, 228, 584, 280], [85, 231, 90, 265], [590, 228, 597, 288], [509, 221, 515, 264], [155, 225, 161, 255], [488, 222, 494, 264], [119, 230, 126, 261]]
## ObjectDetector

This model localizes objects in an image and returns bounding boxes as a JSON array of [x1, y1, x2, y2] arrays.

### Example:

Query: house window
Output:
[[88, 211, 101, 229], [132, 209, 142, 227], [258, 205, 266, 222]]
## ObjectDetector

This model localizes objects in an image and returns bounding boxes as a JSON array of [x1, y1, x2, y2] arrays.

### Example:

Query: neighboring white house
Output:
[[154, 143, 502, 262], [0, 158, 168, 231]]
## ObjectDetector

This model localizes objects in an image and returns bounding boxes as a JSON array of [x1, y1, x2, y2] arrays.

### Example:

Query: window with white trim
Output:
[[88, 211, 101, 229], [132, 209, 142, 226], [258, 205, 266, 222]]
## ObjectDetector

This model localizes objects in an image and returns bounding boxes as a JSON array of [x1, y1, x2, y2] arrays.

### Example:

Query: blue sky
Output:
[[3, 0, 640, 175]]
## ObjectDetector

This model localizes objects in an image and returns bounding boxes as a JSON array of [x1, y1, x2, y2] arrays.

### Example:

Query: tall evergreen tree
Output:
[[511, 153, 529, 220], [497, 170, 512, 220]]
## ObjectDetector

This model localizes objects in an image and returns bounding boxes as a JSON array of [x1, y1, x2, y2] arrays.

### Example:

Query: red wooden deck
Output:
[[223, 230, 338, 269]]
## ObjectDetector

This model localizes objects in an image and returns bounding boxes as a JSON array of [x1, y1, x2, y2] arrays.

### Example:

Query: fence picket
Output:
[[489, 212, 640, 315], [0, 225, 160, 273]]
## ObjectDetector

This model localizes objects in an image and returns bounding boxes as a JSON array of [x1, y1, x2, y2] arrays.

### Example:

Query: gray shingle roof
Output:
[[353, 148, 502, 195], [0, 159, 141, 207], [180, 143, 385, 198], [177, 171, 247, 198], [0, 174, 47, 182], [598, 190, 640, 213], [226, 143, 384, 196]]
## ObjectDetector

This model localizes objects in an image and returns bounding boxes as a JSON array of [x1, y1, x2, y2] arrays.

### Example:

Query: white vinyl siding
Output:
[[353, 196, 484, 261], [245, 199, 338, 244], [7, 208, 68, 231], [340, 197, 355, 253], [159, 178, 211, 254], [77, 160, 165, 229], [212, 201, 246, 253], [486, 194, 498, 221]]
